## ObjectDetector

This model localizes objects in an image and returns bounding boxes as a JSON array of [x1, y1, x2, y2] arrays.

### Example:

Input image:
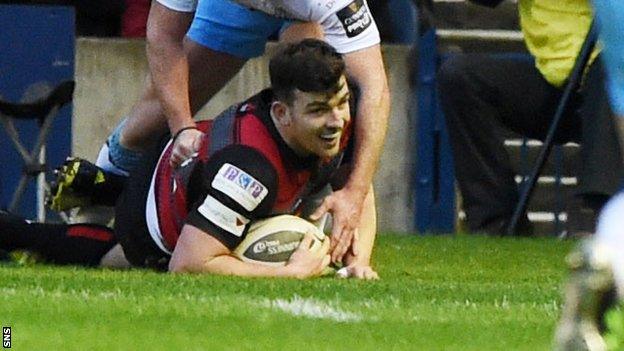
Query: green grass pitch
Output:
[[0, 234, 580, 350]]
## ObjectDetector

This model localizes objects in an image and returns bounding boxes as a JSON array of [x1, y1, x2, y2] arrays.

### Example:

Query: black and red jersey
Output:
[[144, 89, 351, 254]]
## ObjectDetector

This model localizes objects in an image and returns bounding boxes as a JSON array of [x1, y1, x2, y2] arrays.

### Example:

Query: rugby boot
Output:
[[555, 239, 615, 351], [47, 158, 126, 211]]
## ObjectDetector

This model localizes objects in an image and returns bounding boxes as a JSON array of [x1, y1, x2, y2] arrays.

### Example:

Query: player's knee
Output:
[[437, 55, 476, 93], [95, 120, 143, 176]]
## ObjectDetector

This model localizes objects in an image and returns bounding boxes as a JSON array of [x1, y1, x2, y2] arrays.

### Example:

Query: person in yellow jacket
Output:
[[437, 0, 623, 235]]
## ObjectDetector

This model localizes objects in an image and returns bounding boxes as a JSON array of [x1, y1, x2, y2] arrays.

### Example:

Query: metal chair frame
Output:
[[0, 81, 75, 218]]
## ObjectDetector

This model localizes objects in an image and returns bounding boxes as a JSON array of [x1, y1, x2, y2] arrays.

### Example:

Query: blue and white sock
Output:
[[95, 119, 142, 177]]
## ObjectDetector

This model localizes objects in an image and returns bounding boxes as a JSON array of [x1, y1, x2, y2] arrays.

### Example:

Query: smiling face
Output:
[[271, 75, 351, 159]]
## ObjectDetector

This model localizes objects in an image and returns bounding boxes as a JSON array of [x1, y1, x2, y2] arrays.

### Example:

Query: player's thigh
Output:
[[439, 53, 567, 139], [188, 0, 284, 58], [185, 0, 286, 112], [183, 40, 247, 114], [113, 143, 170, 270]]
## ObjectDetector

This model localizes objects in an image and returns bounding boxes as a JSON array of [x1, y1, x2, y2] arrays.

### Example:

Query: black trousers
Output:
[[437, 54, 623, 234], [114, 136, 171, 270]]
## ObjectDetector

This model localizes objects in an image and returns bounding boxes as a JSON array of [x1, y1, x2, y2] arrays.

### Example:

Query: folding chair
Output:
[[505, 21, 599, 236], [0, 80, 75, 217]]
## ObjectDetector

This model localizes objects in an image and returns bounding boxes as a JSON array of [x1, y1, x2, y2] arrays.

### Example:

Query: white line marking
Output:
[[264, 295, 362, 322]]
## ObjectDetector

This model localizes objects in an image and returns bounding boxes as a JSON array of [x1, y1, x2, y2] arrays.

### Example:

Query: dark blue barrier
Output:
[[414, 29, 456, 234]]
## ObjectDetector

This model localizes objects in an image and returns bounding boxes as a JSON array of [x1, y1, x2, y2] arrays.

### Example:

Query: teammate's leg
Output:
[[0, 211, 116, 266], [97, 0, 284, 175]]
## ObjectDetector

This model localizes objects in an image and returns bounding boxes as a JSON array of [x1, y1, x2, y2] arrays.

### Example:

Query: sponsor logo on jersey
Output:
[[197, 195, 250, 237], [212, 163, 269, 211], [336, 0, 372, 38]]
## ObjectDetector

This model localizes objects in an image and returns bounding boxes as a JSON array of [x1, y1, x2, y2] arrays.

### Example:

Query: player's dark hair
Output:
[[269, 39, 346, 104]]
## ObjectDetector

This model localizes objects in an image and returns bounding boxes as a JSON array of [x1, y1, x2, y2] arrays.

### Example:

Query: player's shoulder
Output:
[[185, 144, 280, 248], [236, 90, 285, 166], [313, 0, 380, 53]]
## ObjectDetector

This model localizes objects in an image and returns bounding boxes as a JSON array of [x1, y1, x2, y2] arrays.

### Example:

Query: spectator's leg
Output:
[[437, 54, 567, 235]]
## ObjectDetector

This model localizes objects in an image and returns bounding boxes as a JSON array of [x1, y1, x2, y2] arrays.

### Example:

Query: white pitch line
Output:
[[264, 295, 362, 322]]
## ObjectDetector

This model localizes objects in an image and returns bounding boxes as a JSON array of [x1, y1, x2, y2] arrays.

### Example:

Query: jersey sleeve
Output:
[[155, 0, 197, 12], [185, 145, 278, 249], [321, 0, 380, 54]]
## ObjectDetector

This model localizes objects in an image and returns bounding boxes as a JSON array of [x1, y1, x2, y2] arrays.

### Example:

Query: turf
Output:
[[0, 234, 576, 350]]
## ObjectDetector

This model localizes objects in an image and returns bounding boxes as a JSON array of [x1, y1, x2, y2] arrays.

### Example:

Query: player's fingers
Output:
[[332, 227, 354, 262], [359, 267, 372, 280], [176, 144, 194, 158], [310, 198, 331, 221], [362, 267, 378, 280], [329, 219, 345, 251], [320, 254, 331, 270], [367, 269, 379, 280], [298, 233, 314, 251], [316, 236, 331, 256], [191, 133, 203, 152], [354, 267, 367, 279], [351, 230, 360, 257], [330, 241, 345, 263], [368, 270, 379, 280], [169, 153, 182, 168]]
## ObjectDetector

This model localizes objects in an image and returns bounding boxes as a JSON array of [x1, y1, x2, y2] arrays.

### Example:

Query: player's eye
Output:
[[308, 107, 330, 115]]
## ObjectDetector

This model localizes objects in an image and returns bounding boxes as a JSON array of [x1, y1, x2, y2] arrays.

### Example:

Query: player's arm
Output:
[[308, 2, 390, 263], [146, 1, 202, 166], [340, 185, 378, 279], [312, 44, 390, 263], [168, 145, 329, 277], [169, 225, 330, 278]]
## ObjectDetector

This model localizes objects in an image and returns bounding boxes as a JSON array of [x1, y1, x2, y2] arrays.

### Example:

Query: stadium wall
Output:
[[73, 38, 415, 232]]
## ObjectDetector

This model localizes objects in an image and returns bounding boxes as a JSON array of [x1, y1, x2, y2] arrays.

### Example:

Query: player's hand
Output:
[[336, 265, 379, 280], [310, 187, 365, 264], [170, 128, 203, 168], [285, 232, 330, 279]]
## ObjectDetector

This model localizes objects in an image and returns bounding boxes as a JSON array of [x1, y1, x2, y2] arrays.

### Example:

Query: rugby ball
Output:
[[233, 215, 326, 266]]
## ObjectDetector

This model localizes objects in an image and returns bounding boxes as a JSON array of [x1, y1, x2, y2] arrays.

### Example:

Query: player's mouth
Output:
[[319, 129, 341, 142]]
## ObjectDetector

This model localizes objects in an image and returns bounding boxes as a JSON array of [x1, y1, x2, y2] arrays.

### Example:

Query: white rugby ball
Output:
[[233, 214, 326, 266]]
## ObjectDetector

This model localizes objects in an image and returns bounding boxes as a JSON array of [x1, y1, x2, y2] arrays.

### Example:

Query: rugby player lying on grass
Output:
[[99, 0, 390, 267], [0, 40, 378, 280]]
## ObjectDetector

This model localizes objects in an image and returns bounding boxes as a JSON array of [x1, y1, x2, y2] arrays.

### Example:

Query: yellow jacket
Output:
[[519, 0, 596, 87]]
